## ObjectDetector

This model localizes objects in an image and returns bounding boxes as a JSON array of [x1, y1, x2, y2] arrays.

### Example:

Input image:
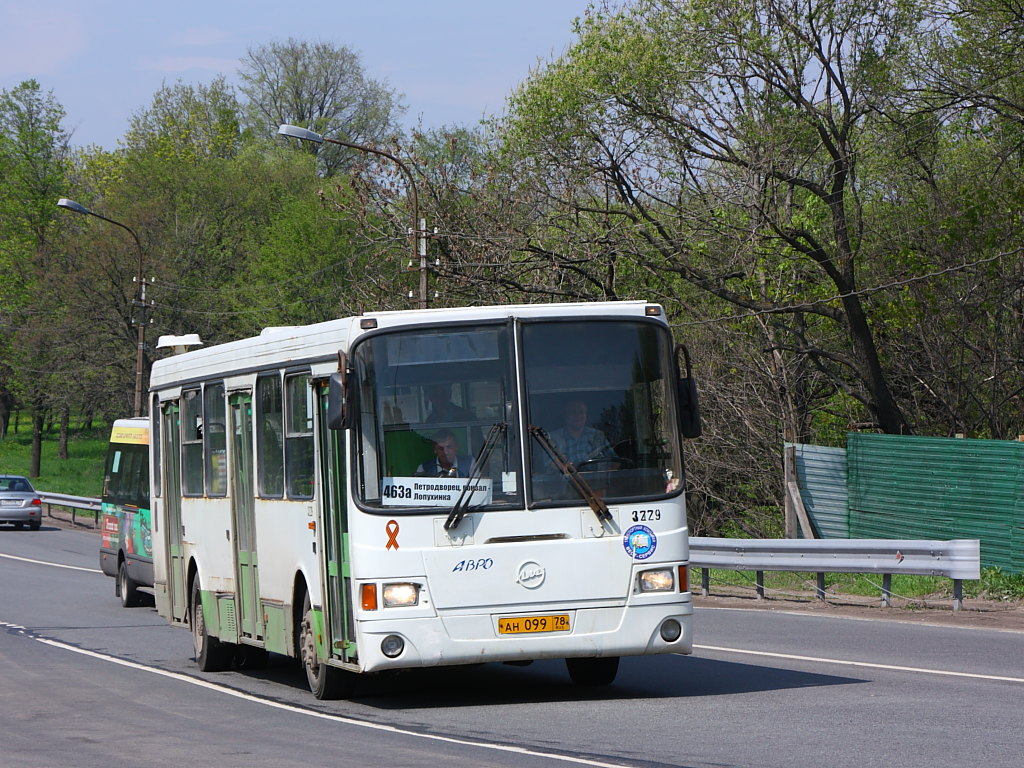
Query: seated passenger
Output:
[[424, 383, 472, 424], [416, 429, 473, 477], [548, 399, 614, 467]]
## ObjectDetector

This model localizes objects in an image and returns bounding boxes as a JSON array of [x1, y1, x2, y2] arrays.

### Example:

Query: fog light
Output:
[[381, 634, 405, 658], [660, 618, 682, 642]]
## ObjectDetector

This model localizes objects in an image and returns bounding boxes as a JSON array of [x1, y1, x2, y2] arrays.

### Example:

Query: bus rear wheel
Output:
[[566, 656, 619, 686], [118, 560, 141, 608], [191, 577, 232, 672], [299, 593, 353, 700]]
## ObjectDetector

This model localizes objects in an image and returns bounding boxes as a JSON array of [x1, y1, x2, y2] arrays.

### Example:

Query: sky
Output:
[[0, 1, 592, 150]]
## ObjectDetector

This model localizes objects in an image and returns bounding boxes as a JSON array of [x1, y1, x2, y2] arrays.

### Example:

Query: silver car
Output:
[[0, 475, 43, 530]]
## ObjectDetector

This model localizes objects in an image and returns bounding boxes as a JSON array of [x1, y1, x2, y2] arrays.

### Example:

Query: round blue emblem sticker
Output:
[[623, 525, 657, 560]]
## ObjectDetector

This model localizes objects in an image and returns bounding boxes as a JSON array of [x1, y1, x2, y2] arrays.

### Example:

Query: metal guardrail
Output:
[[39, 491, 101, 511], [690, 537, 981, 611], [38, 492, 102, 526]]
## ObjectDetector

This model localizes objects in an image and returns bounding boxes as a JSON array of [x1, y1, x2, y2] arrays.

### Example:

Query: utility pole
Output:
[[417, 217, 428, 309], [132, 273, 152, 417]]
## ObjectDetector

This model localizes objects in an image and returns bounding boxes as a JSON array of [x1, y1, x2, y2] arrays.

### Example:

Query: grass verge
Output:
[[698, 567, 1024, 602], [0, 421, 108, 497]]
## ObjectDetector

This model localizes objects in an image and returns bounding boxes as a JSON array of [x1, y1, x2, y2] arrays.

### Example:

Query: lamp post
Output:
[[56, 198, 148, 417], [277, 124, 428, 309]]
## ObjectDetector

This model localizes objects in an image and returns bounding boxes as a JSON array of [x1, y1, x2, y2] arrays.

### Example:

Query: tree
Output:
[[0, 80, 71, 474], [499, 0, 920, 435], [927, 0, 1024, 121], [863, 0, 1024, 438], [238, 38, 405, 175], [122, 76, 244, 161]]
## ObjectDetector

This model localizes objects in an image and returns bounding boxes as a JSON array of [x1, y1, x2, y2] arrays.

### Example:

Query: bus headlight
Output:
[[638, 569, 675, 593], [382, 582, 419, 607]]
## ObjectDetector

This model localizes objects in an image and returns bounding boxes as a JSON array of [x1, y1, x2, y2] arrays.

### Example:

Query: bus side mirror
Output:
[[678, 376, 701, 439], [674, 343, 702, 439], [326, 371, 351, 430]]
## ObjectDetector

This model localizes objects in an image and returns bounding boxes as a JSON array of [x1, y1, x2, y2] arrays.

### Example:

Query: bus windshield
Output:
[[523, 319, 682, 504], [353, 317, 681, 512], [354, 323, 518, 511], [103, 440, 150, 510]]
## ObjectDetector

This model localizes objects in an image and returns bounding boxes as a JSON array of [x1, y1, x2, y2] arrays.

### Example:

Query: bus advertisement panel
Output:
[[100, 417, 153, 607]]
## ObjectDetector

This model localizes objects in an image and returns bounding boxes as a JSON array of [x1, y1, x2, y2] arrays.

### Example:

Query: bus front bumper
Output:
[[349, 599, 693, 673]]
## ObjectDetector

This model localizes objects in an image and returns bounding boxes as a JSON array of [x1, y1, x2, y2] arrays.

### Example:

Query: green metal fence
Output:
[[846, 434, 1024, 573]]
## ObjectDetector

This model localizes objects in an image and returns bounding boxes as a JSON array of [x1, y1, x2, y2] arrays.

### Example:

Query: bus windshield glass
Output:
[[524, 319, 682, 504], [103, 440, 150, 510], [354, 323, 519, 511], [353, 317, 682, 511]]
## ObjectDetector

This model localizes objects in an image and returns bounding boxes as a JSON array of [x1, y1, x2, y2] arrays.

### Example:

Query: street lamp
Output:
[[56, 198, 148, 417], [277, 124, 428, 308]]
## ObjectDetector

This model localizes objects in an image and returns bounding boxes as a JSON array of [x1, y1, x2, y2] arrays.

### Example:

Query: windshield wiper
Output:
[[444, 422, 508, 531], [528, 425, 612, 525]]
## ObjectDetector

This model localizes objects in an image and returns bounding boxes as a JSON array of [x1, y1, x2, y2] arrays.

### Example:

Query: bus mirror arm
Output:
[[326, 369, 352, 430], [529, 426, 612, 525], [675, 344, 702, 439]]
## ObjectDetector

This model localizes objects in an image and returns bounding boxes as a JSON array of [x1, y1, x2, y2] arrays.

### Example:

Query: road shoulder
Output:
[[695, 589, 1024, 632]]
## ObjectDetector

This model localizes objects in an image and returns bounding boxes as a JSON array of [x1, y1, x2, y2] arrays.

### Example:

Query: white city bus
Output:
[[149, 301, 701, 698]]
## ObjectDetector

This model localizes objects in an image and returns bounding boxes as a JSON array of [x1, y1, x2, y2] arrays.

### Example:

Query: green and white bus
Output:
[[100, 417, 153, 607], [149, 301, 700, 698]]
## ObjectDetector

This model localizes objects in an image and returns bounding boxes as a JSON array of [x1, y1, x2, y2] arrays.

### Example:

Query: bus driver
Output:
[[416, 429, 473, 477], [549, 399, 614, 467]]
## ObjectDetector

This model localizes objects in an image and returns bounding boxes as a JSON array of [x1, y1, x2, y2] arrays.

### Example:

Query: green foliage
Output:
[[5, 15, 1024, 541], [0, 422, 107, 496], [978, 567, 1024, 600], [810, 393, 869, 447], [123, 77, 243, 161], [0, 79, 75, 474]]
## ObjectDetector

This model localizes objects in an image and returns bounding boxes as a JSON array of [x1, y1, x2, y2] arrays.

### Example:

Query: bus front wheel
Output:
[[299, 593, 353, 700], [566, 656, 619, 686], [191, 577, 232, 672]]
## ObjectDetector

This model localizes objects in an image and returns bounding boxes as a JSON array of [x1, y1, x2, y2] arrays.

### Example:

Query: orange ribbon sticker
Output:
[[385, 519, 400, 550]]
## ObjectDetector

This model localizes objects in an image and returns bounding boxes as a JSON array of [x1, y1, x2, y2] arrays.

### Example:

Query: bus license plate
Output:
[[497, 614, 571, 634]]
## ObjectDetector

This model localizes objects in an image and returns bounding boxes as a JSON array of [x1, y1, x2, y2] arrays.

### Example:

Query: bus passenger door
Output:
[[230, 392, 262, 641], [318, 381, 355, 662], [161, 403, 188, 622]]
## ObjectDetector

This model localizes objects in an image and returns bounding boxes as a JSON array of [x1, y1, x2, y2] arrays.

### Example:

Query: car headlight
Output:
[[638, 568, 675, 593], [382, 582, 419, 607]]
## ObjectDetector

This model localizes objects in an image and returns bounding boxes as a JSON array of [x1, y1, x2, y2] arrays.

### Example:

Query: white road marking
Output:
[[695, 644, 1024, 683], [0, 551, 101, 573], [20, 631, 631, 768], [697, 604, 1023, 634]]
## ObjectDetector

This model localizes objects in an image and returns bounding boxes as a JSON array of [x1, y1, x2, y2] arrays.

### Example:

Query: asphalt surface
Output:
[[4, 510, 1023, 768]]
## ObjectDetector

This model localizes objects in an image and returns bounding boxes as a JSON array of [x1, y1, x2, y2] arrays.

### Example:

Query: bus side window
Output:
[[182, 389, 204, 496], [257, 374, 284, 498], [204, 382, 227, 497], [285, 373, 314, 499]]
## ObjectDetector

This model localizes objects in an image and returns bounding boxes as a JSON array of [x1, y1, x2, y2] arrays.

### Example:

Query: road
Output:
[[2, 523, 1021, 768]]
